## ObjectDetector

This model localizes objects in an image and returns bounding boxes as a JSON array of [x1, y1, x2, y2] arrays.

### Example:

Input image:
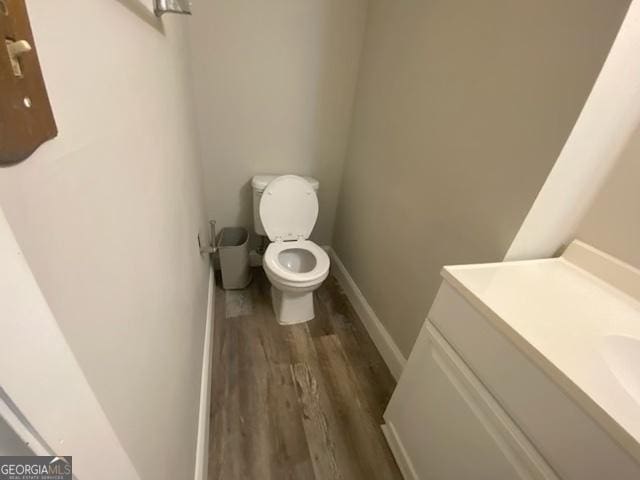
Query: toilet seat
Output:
[[259, 175, 318, 242], [264, 240, 330, 288]]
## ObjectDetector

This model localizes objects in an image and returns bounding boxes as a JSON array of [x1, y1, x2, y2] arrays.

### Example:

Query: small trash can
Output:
[[217, 227, 252, 290]]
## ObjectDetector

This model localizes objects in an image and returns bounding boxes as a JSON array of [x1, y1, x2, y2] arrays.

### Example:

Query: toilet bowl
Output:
[[259, 175, 330, 325]]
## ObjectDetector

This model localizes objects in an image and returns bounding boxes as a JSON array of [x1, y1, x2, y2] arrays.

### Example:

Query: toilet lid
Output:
[[259, 175, 318, 241]]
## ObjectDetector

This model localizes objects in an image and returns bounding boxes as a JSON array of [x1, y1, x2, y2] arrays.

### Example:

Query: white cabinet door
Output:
[[383, 322, 557, 480], [428, 282, 640, 480]]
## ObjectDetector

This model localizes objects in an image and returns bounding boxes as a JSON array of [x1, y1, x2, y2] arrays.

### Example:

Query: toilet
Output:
[[252, 174, 330, 325]]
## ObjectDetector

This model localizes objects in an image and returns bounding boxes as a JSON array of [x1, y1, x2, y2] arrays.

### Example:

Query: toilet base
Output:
[[271, 286, 315, 325]]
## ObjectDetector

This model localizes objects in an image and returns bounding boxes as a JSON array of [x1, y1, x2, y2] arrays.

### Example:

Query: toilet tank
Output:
[[251, 174, 320, 236]]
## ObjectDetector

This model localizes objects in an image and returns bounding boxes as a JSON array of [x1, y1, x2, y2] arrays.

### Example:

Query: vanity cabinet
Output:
[[383, 271, 640, 480], [383, 309, 556, 480]]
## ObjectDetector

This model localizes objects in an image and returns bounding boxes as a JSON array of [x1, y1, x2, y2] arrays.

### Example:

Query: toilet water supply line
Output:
[[200, 220, 217, 255]]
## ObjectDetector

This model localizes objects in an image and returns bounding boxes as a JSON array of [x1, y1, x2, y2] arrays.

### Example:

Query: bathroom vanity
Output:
[[383, 241, 640, 480]]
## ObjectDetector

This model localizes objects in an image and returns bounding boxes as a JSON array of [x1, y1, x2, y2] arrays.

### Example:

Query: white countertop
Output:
[[441, 241, 640, 462]]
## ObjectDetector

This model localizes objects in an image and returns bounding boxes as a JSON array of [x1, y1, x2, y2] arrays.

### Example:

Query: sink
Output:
[[601, 335, 640, 405], [439, 243, 640, 473]]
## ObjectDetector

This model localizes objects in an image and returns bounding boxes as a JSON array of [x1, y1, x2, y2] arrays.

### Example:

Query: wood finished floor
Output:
[[208, 268, 402, 480]]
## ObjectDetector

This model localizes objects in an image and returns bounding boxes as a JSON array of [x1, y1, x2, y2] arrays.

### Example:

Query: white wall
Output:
[[188, 0, 368, 245], [0, 206, 139, 478], [506, 0, 640, 261], [333, 0, 630, 356], [576, 124, 640, 269], [0, 1, 210, 478]]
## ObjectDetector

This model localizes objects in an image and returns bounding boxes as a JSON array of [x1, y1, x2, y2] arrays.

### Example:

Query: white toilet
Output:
[[252, 174, 330, 325]]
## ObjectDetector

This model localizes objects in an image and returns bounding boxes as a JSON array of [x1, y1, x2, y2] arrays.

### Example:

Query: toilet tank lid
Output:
[[252, 174, 319, 192]]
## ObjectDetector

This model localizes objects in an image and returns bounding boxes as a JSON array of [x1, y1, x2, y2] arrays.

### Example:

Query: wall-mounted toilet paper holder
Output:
[[199, 220, 218, 255]]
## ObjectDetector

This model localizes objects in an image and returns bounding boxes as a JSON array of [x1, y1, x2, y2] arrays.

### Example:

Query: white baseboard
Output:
[[381, 422, 418, 480], [194, 266, 215, 480], [327, 248, 406, 380]]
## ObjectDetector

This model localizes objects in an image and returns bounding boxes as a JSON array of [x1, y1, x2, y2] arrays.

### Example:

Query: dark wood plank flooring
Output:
[[208, 268, 402, 480]]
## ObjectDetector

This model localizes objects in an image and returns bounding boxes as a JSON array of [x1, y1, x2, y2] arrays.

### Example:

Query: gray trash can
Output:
[[217, 227, 252, 290]]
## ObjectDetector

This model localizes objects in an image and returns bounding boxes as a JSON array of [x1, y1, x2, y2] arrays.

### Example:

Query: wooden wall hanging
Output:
[[0, 0, 57, 166]]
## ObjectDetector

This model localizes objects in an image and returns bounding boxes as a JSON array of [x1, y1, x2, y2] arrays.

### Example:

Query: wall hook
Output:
[[154, 0, 192, 17]]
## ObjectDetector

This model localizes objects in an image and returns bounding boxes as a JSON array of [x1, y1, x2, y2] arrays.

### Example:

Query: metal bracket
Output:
[[154, 0, 192, 17]]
